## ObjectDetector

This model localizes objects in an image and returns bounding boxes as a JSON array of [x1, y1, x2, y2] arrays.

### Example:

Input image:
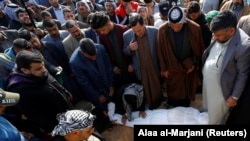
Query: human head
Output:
[[76, 0, 91, 14], [25, 0, 39, 12], [41, 10, 53, 21], [15, 7, 32, 25], [16, 50, 46, 77], [233, 0, 243, 7], [63, 8, 75, 21], [48, 0, 59, 8], [168, 6, 186, 32], [210, 10, 237, 43], [122, 0, 133, 14], [104, 0, 117, 15], [158, 0, 177, 20], [51, 110, 95, 140], [18, 30, 42, 50], [4, 3, 19, 21], [43, 19, 60, 38], [13, 38, 33, 54], [187, 1, 201, 21], [129, 13, 146, 37], [88, 11, 111, 35], [65, 20, 84, 41], [122, 83, 143, 121], [80, 38, 97, 61], [143, 0, 154, 8], [205, 10, 219, 29], [137, 4, 148, 20]]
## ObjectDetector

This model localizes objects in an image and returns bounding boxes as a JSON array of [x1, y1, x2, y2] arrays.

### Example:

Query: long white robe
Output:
[[203, 42, 230, 124]]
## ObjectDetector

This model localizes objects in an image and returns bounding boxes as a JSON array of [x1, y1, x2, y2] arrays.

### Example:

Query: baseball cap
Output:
[[13, 38, 33, 49], [0, 88, 20, 106]]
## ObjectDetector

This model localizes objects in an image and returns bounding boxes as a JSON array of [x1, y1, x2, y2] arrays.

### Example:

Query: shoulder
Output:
[[146, 26, 158, 31], [123, 29, 133, 36]]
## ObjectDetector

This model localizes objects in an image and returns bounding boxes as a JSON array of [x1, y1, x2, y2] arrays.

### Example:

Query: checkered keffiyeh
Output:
[[122, 83, 144, 121], [51, 110, 96, 136]]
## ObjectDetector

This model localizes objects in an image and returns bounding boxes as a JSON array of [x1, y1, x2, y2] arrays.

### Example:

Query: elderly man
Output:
[[157, 6, 205, 108]]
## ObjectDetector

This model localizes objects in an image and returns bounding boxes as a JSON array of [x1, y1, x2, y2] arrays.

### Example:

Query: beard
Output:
[[29, 71, 49, 84], [24, 22, 34, 27], [233, 2, 242, 7]]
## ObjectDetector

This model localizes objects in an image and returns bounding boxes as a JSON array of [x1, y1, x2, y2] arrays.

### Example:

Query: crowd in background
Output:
[[1, 0, 250, 140]]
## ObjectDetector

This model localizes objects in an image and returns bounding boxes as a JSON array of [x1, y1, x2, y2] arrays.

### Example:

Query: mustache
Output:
[[233, 2, 242, 6]]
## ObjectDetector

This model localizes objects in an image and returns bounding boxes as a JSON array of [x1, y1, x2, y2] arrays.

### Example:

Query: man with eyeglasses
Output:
[[202, 10, 250, 124]]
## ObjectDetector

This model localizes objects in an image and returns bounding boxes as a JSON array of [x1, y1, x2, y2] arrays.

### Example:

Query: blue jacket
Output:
[[70, 44, 114, 111]]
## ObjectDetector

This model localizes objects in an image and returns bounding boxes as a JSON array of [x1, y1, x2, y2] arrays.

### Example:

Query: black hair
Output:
[[63, 7, 73, 14], [88, 11, 110, 29], [129, 13, 144, 27], [40, 10, 52, 19], [65, 20, 78, 29], [124, 95, 137, 108], [15, 7, 26, 18], [188, 1, 200, 14], [16, 50, 43, 71], [43, 19, 57, 28], [18, 29, 37, 41], [210, 10, 237, 32], [79, 38, 97, 56], [143, 0, 153, 4]]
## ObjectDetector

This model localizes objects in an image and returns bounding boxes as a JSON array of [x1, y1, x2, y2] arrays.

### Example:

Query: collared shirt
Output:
[[53, 6, 66, 24]]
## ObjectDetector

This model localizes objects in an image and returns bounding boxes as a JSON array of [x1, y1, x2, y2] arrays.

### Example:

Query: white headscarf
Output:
[[25, 0, 39, 7], [4, 3, 19, 21], [76, 0, 91, 13]]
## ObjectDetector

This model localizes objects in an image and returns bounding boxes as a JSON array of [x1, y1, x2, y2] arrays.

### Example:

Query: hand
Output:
[[98, 95, 106, 103], [186, 65, 195, 74], [128, 65, 134, 72], [109, 87, 114, 97], [35, 28, 45, 36], [139, 111, 147, 118], [161, 70, 170, 79], [55, 66, 63, 73], [20, 131, 34, 140], [113, 66, 121, 74], [129, 39, 138, 51], [226, 96, 238, 107], [121, 115, 127, 125]]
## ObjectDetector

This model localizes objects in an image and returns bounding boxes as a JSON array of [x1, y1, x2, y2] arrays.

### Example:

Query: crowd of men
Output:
[[1, 0, 250, 140]]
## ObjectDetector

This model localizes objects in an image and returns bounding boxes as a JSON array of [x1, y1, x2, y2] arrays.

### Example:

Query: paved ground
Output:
[[101, 94, 203, 141]]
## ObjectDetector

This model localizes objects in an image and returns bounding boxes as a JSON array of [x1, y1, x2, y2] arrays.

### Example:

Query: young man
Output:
[[5, 50, 74, 133], [202, 10, 250, 124]]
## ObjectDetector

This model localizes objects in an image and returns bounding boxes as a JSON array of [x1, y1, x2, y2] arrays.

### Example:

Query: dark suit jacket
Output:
[[46, 5, 68, 20], [69, 44, 114, 111]]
